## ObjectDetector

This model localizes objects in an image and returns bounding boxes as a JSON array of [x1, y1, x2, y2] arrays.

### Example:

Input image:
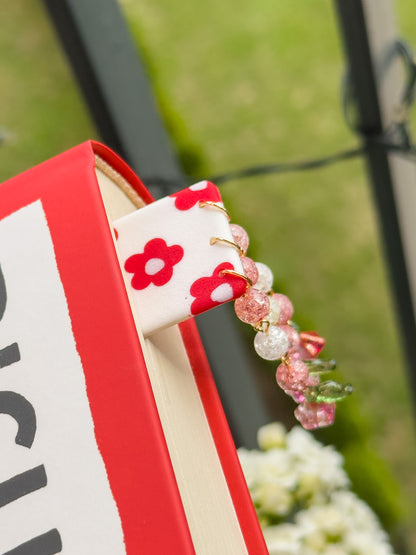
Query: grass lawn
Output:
[[1, 0, 416, 551]]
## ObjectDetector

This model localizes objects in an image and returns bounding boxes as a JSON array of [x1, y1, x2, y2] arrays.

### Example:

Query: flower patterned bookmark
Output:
[[113, 181, 247, 337]]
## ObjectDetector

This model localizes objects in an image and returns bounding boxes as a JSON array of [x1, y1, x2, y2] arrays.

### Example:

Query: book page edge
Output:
[[94, 160, 249, 554]]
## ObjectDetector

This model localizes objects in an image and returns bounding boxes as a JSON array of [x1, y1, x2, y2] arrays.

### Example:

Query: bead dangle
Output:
[[229, 223, 353, 430]]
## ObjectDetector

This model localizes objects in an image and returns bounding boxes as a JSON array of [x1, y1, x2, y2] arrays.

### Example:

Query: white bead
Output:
[[254, 326, 289, 360], [267, 297, 281, 324], [255, 262, 274, 293]]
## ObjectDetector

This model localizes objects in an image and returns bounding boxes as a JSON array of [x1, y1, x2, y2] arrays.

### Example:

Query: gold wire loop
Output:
[[220, 269, 252, 288], [253, 320, 270, 333], [281, 354, 290, 366], [210, 236, 245, 256], [198, 200, 231, 221]]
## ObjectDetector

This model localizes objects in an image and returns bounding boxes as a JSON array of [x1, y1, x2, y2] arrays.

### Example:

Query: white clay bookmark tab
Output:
[[113, 181, 247, 336]]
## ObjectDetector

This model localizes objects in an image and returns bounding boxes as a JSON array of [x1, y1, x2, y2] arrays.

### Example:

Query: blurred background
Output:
[[1, 0, 415, 552]]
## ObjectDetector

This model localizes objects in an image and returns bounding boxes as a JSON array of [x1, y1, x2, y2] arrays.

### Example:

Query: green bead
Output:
[[305, 380, 353, 403], [289, 320, 300, 333], [304, 358, 337, 374]]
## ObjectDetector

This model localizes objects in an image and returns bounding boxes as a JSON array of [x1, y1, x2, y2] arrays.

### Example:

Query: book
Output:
[[0, 141, 268, 554]]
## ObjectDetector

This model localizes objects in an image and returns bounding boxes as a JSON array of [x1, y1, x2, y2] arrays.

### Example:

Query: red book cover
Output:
[[0, 141, 267, 554]]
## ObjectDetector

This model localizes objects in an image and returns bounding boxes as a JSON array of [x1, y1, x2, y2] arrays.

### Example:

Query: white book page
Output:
[[96, 165, 249, 555]]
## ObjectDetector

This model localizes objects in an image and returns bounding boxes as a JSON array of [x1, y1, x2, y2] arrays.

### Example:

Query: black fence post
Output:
[[334, 0, 416, 405]]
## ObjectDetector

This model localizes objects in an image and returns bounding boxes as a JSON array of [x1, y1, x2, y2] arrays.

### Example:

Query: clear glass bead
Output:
[[254, 262, 274, 293], [254, 325, 289, 360], [267, 297, 281, 325]]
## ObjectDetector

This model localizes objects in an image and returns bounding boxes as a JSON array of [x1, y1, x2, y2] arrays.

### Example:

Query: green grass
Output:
[[0, 2, 96, 181], [1, 0, 416, 551]]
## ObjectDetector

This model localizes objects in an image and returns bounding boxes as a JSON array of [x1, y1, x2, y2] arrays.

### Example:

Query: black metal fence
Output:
[[43, 0, 416, 443]]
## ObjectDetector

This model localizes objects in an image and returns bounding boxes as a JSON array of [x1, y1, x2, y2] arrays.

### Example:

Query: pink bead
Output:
[[307, 374, 320, 387], [275, 360, 310, 392], [272, 293, 294, 324], [241, 256, 259, 286], [287, 344, 313, 362], [279, 324, 301, 352], [284, 370, 320, 402], [230, 224, 249, 254], [234, 287, 270, 324], [290, 390, 306, 403], [294, 402, 336, 430]]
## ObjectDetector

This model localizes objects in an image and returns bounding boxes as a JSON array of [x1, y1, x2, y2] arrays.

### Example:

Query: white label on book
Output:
[[0, 202, 125, 553]]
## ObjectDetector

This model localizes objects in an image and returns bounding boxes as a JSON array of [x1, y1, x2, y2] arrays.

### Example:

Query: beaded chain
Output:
[[229, 223, 353, 430]]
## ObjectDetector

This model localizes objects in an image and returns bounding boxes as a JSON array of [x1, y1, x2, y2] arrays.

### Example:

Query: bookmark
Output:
[[114, 179, 352, 428], [113, 181, 248, 337]]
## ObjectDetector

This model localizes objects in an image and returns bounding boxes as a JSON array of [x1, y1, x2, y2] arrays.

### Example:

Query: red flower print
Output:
[[190, 262, 247, 315], [124, 238, 184, 290], [170, 181, 221, 210]]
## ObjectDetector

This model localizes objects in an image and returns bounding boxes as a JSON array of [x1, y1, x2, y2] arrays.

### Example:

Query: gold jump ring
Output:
[[220, 268, 252, 288], [210, 236, 244, 256], [198, 201, 231, 221]]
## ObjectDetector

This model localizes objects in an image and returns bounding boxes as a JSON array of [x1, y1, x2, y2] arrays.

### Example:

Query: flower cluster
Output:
[[238, 423, 396, 555], [230, 224, 352, 429]]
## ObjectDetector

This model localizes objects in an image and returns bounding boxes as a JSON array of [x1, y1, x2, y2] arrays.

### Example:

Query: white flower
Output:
[[286, 426, 350, 495], [331, 490, 385, 535], [331, 491, 395, 554], [253, 482, 294, 516], [321, 546, 346, 555], [256, 448, 298, 490], [238, 447, 298, 491], [344, 531, 394, 555], [237, 447, 263, 490], [262, 524, 302, 555], [238, 423, 397, 555], [293, 492, 397, 555], [238, 446, 298, 518], [257, 422, 287, 450], [296, 503, 346, 538]]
